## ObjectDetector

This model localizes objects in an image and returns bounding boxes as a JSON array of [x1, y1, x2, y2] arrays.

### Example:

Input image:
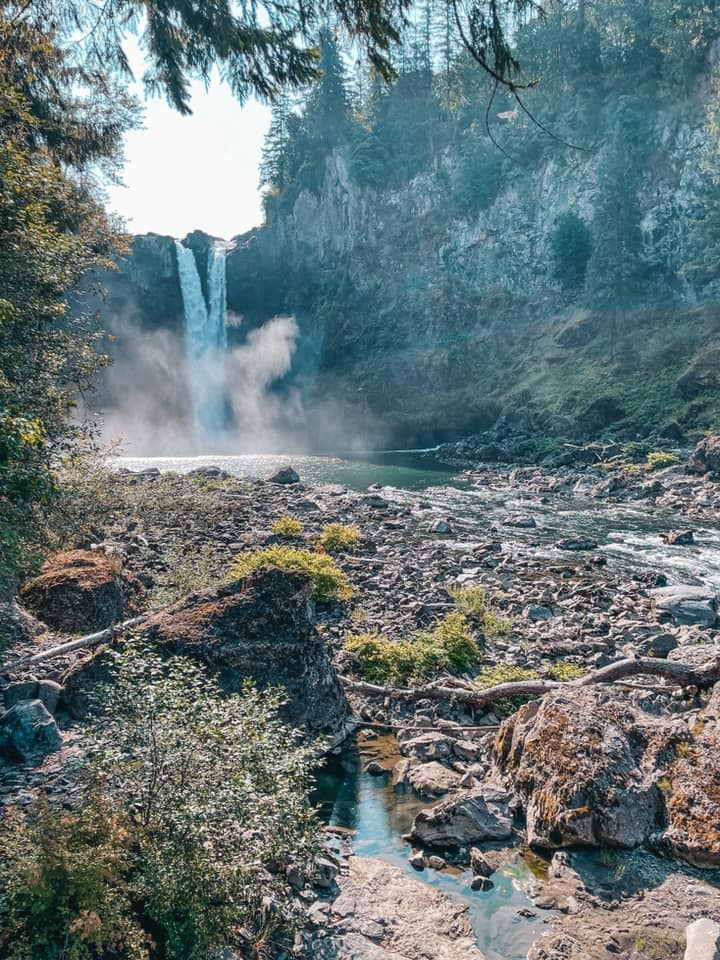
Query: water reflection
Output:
[[314, 738, 552, 960]]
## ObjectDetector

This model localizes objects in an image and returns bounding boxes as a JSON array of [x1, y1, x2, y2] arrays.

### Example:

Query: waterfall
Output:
[[175, 239, 228, 439]]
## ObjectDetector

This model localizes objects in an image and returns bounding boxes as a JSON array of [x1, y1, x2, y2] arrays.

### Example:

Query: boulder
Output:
[[664, 684, 720, 868], [409, 785, 513, 847], [0, 600, 45, 646], [683, 918, 720, 960], [429, 518, 453, 535], [267, 465, 300, 484], [494, 688, 668, 851], [406, 761, 462, 798], [662, 530, 695, 546], [651, 585, 717, 628], [502, 515, 536, 528], [688, 435, 720, 475], [0, 700, 62, 761], [556, 537, 598, 552], [20, 550, 132, 634], [400, 731, 454, 761], [62, 567, 349, 740]]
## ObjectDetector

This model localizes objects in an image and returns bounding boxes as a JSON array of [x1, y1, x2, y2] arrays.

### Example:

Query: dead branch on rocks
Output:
[[0, 616, 146, 675], [339, 655, 720, 708]]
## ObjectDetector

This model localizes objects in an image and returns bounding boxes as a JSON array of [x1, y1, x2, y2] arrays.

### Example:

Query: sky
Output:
[[106, 46, 271, 241]]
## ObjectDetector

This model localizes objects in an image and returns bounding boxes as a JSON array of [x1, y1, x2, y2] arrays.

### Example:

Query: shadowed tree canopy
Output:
[[5, 0, 542, 115]]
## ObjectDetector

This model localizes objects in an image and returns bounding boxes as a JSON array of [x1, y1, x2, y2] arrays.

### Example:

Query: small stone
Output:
[[409, 851, 425, 871], [470, 876, 494, 891], [427, 855, 446, 870], [366, 760, 388, 777], [662, 530, 695, 546], [556, 537, 598, 551], [429, 519, 453, 534], [469, 847, 494, 877]]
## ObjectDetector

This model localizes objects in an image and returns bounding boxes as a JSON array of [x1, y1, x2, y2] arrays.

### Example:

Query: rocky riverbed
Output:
[[2, 449, 720, 959]]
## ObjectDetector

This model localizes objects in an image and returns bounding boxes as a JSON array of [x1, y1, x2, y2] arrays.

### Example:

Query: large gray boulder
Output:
[[494, 688, 666, 851], [651, 584, 717, 627], [409, 785, 513, 847], [688, 435, 720, 475], [0, 700, 62, 761], [684, 919, 720, 960]]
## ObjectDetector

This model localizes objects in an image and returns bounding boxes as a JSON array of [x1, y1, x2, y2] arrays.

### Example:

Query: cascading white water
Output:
[[174, 239, 228, 439]]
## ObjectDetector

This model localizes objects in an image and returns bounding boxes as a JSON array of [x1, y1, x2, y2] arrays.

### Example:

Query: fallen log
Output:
[[0, 616, 146, 675], [338, 654, 720, 708]]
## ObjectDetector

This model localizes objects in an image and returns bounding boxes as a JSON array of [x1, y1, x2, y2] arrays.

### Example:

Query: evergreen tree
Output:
[[551, 211, 593, 290]]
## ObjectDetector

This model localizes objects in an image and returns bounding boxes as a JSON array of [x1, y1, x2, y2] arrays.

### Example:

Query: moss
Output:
[[646, 451, 680, 470], [317, 523, 362, 553], [271, 516, 304, 537], [450, 585, 513, 639], [228, 545, 352, 603], [346, 612, 478, 685], [545, 662, 587, 681]]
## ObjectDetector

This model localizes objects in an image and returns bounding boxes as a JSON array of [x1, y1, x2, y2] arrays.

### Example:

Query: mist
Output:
[[95, 312, 388, 457]]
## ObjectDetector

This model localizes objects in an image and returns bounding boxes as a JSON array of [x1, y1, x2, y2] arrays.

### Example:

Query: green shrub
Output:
[[0, 648, 319, 960], [147, 543, 219, 610], [621, 440, 653, 462], [271, 515, 304, 537], [346, 612, 478, 685], [317, 523, 361, 553], [475, 664, 539, 688], [450, 586, 513, 639], [228, 544, 352, 602], [475, 664, 540, 713], [646, 450, 680, 470], [546, 662, 587, 681]]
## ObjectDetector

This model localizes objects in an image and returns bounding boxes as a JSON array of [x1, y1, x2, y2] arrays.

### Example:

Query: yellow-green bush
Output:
[[229, 545, 351, 603], [646, 451, 680, 470], [475, 664, 539, 688], [449, 585, 512, 638], [346, 612, 478, 685], [546, 662, 586, 681], [271, 515, 304, 537], [318, 523, 361, 553]]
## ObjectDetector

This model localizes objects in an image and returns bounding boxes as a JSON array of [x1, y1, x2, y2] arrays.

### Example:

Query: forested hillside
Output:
[[221, 0, 720, 448]]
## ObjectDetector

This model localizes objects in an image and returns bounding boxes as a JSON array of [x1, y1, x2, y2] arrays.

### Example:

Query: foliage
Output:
[[475, 664, 539, 687], [147, 544, 220, 610], [229, 544, 352, 602], [0, 14, 137, 595], [646, 450, 680, 470], [0, 649, 319, 960], [545, 661, 586, 681], [271, 515, 305, 537], [621, 441, 654, 462], [317, 522, 361, 553], [551, 212, 593, 290], [450, 585, 513, 638], [346, 611, 478, 685]]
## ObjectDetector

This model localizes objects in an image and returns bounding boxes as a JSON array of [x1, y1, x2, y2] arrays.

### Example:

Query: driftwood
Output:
[[339, 654, 720, 708], [0, 616, 146, 675]]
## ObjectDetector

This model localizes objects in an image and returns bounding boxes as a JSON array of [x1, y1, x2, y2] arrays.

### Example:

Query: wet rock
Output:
[[470, 876, 494, 892], [494, 688, 666, 851], [427, 855, 446, 870], [429, 518, 453, 534], [470, 847, 494, 877], [409, 851, 425, 871], [0, 700, 62, 761], [651, 585, 717, 627], [409, 785, 513, 847], [363, 494, 388, 509], [20, 549, 133, 633], [683, 918, 720, 960], [267, 465, 300, 484], [527, 605, 554, 621], [63, 568, 349, 740], [688, 435, 720, 475], [502, 515, 537, 528], [366, 760, 388, 777], [662, 530, 695, 546], [556, 537, 599, 552]]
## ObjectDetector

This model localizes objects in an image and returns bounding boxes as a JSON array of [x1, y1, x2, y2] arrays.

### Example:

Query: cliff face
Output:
[[96, 81, 720, 451], [221, 84, 720, 447]]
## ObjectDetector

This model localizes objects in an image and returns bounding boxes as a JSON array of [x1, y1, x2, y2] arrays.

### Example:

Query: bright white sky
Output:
[[106, 44, 271, 241]]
